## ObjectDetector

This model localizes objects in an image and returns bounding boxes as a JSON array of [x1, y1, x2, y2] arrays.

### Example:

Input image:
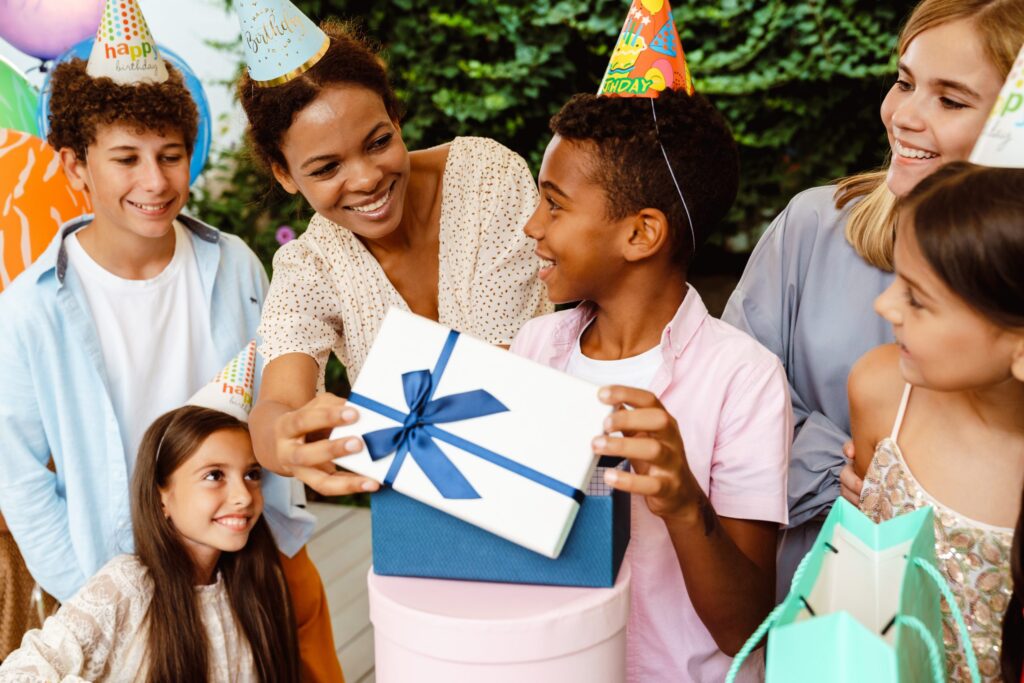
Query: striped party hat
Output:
[[86, 0, 168, 85]]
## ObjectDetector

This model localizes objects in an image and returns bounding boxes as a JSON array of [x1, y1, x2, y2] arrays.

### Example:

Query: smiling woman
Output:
[[720, 0, 1024, 599], [237, 19, 551, 498]]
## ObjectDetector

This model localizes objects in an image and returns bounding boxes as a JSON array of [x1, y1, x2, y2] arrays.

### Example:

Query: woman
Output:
[[721, 0, 1024, 596], [237, 19, 550, 496]]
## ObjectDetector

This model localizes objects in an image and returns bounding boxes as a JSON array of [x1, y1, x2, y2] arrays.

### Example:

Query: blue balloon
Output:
[[37, 38, 212, 185]]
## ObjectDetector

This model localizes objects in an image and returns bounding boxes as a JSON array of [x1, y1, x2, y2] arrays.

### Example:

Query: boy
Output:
[[0, 3, 341, 680], [510, 87, 792, 682]]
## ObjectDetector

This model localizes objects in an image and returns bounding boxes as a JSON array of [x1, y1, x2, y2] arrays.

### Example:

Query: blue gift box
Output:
[[371, 485, 631, 588]]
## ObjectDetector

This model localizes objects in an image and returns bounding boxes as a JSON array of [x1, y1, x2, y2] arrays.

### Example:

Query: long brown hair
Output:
[[833, 0, 1024, 271], [132, 406, 300, 683]]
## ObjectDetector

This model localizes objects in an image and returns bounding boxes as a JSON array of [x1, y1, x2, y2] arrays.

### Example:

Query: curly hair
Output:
[[549, 89, 738, 268], [238, 19, 401, 173], [46, 58, 198, 161]]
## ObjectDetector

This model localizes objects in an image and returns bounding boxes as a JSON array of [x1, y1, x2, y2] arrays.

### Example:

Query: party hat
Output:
[[86, 0, 168, 85], [187, 342, 257, 423], [969, 44, 1024, 168], [235, 0, 330, 87], [598, 0, 693, 98]]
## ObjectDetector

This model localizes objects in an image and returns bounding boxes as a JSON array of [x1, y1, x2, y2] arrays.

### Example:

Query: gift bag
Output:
[[727, 499, 980, 683]]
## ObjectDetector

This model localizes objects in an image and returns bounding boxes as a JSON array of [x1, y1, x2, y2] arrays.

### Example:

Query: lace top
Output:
[[860, 386, 1013, 682], [258, 136, 552, 387], [0, 555, 256, 682]]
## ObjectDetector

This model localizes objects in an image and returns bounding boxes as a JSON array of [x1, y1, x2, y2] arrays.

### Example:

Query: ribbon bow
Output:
[[361, 367, 508, 499]]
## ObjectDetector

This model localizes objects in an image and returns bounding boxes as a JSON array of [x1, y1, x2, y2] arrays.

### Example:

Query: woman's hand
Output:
[[839, 440, 863, 506], [592, 386, 702, 518], [274, 393, 381, 496]]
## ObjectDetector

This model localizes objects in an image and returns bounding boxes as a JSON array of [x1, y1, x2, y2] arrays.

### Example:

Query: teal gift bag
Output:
[[728, 499, 980, 683]]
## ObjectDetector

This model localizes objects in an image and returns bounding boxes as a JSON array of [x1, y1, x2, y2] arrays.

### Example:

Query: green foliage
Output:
[[198, 0, 914, 259]]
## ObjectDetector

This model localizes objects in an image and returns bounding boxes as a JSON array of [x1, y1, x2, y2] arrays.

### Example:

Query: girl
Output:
[[236, 18, 551, 499], [850, 162, 1024, 682], [721, 0, 1024, 596], [1003, 491, 1023, 683], [0, 406, 300, 682]]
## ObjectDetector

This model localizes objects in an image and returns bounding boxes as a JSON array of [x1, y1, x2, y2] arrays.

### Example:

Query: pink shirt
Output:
[[511, 287, 792, 683]]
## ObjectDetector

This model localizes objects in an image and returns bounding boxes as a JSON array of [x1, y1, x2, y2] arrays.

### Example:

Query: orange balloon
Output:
[[0, 129, 92, 293]]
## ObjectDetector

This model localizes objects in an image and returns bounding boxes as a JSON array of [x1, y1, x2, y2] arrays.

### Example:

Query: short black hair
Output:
[[549, 89, 738, 268]]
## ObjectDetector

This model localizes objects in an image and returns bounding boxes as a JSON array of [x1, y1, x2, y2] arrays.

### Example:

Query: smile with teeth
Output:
[[894, 140, 938, 160], [127, 199, 174, 211], [538, 256, 555, 269], [346, 182, 394, 214], [214, 515, 250, 531]]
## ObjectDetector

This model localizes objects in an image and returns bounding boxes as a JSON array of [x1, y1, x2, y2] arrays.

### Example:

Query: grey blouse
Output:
[[722, 185, 894, 528]]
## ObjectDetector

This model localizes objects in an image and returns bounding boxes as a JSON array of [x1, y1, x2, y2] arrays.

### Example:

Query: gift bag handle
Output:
[[893, 614, 945, 683], [912, 557, 981, 683]]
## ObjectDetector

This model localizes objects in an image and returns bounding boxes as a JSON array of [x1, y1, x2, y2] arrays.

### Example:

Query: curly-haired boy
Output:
[[511, 88, 792, 682], [0, 40, 343, 683]]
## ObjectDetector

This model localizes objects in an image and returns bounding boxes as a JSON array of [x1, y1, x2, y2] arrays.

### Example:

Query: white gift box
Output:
[[331, 308, 607, 559], [970, 44, 1024, 168]]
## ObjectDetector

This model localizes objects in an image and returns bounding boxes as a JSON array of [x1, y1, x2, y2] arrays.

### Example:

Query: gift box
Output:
[[371, 480, 630, 587], [726, 499, 981, 683], [368, 563, 631, 683], [331, 308, 609, 559]]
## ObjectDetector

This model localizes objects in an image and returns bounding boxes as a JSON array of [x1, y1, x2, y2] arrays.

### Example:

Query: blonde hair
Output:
[[834, 0, 1024, 271]]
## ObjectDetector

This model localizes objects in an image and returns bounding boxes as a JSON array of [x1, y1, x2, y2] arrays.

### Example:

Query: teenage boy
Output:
[[0, 3, 342, 680], [510, 86, 792, 682]]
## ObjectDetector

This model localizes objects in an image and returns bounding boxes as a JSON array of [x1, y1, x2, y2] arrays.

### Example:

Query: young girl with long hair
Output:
[[850, 162, 1024, 682], [0, 406, 300, 682], [722, 0, 1024, 597]]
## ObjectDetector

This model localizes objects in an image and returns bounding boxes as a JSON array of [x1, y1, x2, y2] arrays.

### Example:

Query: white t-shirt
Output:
[[66, 222, 220, 468], [566, 333, 662, 495]]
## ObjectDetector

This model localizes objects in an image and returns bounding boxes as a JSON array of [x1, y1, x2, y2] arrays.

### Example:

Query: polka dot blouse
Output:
[[258, 136, 553, 389]]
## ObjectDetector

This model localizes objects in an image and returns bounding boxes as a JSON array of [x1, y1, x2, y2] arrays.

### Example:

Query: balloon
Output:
[[37, 38, 212, 185], [0, 129, 92, 293], [0, 0, 104, 61], [0, 55, 39, 136]]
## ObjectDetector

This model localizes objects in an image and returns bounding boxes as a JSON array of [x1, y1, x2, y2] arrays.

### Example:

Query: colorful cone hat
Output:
[[235, 0, 330, 87], [86, 0, 168, 85], [187, 342, 257, 423], [598, 0, 693, 98], [969, 44, 1024, 168]]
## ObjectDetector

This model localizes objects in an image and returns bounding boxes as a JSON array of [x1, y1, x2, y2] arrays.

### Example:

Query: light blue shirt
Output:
[[0, 215, 314, 601], [721, 186, 894, 594]]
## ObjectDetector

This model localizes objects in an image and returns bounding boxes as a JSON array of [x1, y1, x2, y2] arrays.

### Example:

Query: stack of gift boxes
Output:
[[331, 308, 630, 588]]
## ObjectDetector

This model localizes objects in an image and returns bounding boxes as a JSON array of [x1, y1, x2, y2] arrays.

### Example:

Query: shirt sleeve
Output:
[[257, 235, 343, 379], [0, 317, 88, 602], [720, 194, 848, 527], [707, 356, 793, 526], [0, 557, 139, 681], [465, 140, 553, 345]]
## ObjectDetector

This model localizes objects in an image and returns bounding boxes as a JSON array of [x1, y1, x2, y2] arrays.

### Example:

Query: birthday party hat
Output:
[[235, 0, 330, 87], [598, 0, 693, 98], [86, 0, 168, 85], [187, 342, 258, 423], [969, 44, 1024, 168]]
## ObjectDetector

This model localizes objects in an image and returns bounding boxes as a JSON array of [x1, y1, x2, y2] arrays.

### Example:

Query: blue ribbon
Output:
[[349, 330, 585, 503]]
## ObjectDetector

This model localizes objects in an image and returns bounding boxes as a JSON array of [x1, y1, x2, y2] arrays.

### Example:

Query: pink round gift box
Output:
[[368, 563, 631, 682]]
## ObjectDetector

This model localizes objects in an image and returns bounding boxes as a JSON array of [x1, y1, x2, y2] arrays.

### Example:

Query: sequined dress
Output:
[[860, 385, 1013, 682]]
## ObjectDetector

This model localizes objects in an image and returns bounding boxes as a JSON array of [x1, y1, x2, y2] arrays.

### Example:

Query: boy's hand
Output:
[[593, 385, 702, 518]]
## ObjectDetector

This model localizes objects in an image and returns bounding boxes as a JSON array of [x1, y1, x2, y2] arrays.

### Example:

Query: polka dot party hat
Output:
[[598, 0, 693, 98], [970, 44, 1024, 168], [86, 0, 168, 85], [235, 0, 330, 87], [187, 342, 258, 423]]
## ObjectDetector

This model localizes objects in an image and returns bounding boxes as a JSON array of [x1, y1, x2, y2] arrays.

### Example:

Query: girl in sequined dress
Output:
[[849, 162, 1024, 682]]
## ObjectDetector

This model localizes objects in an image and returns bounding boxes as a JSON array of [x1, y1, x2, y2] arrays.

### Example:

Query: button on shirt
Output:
[[511, 287, 792, 683]]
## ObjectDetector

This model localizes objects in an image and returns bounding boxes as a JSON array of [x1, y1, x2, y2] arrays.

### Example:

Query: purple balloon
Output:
[[0, 0, 105, 61]]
